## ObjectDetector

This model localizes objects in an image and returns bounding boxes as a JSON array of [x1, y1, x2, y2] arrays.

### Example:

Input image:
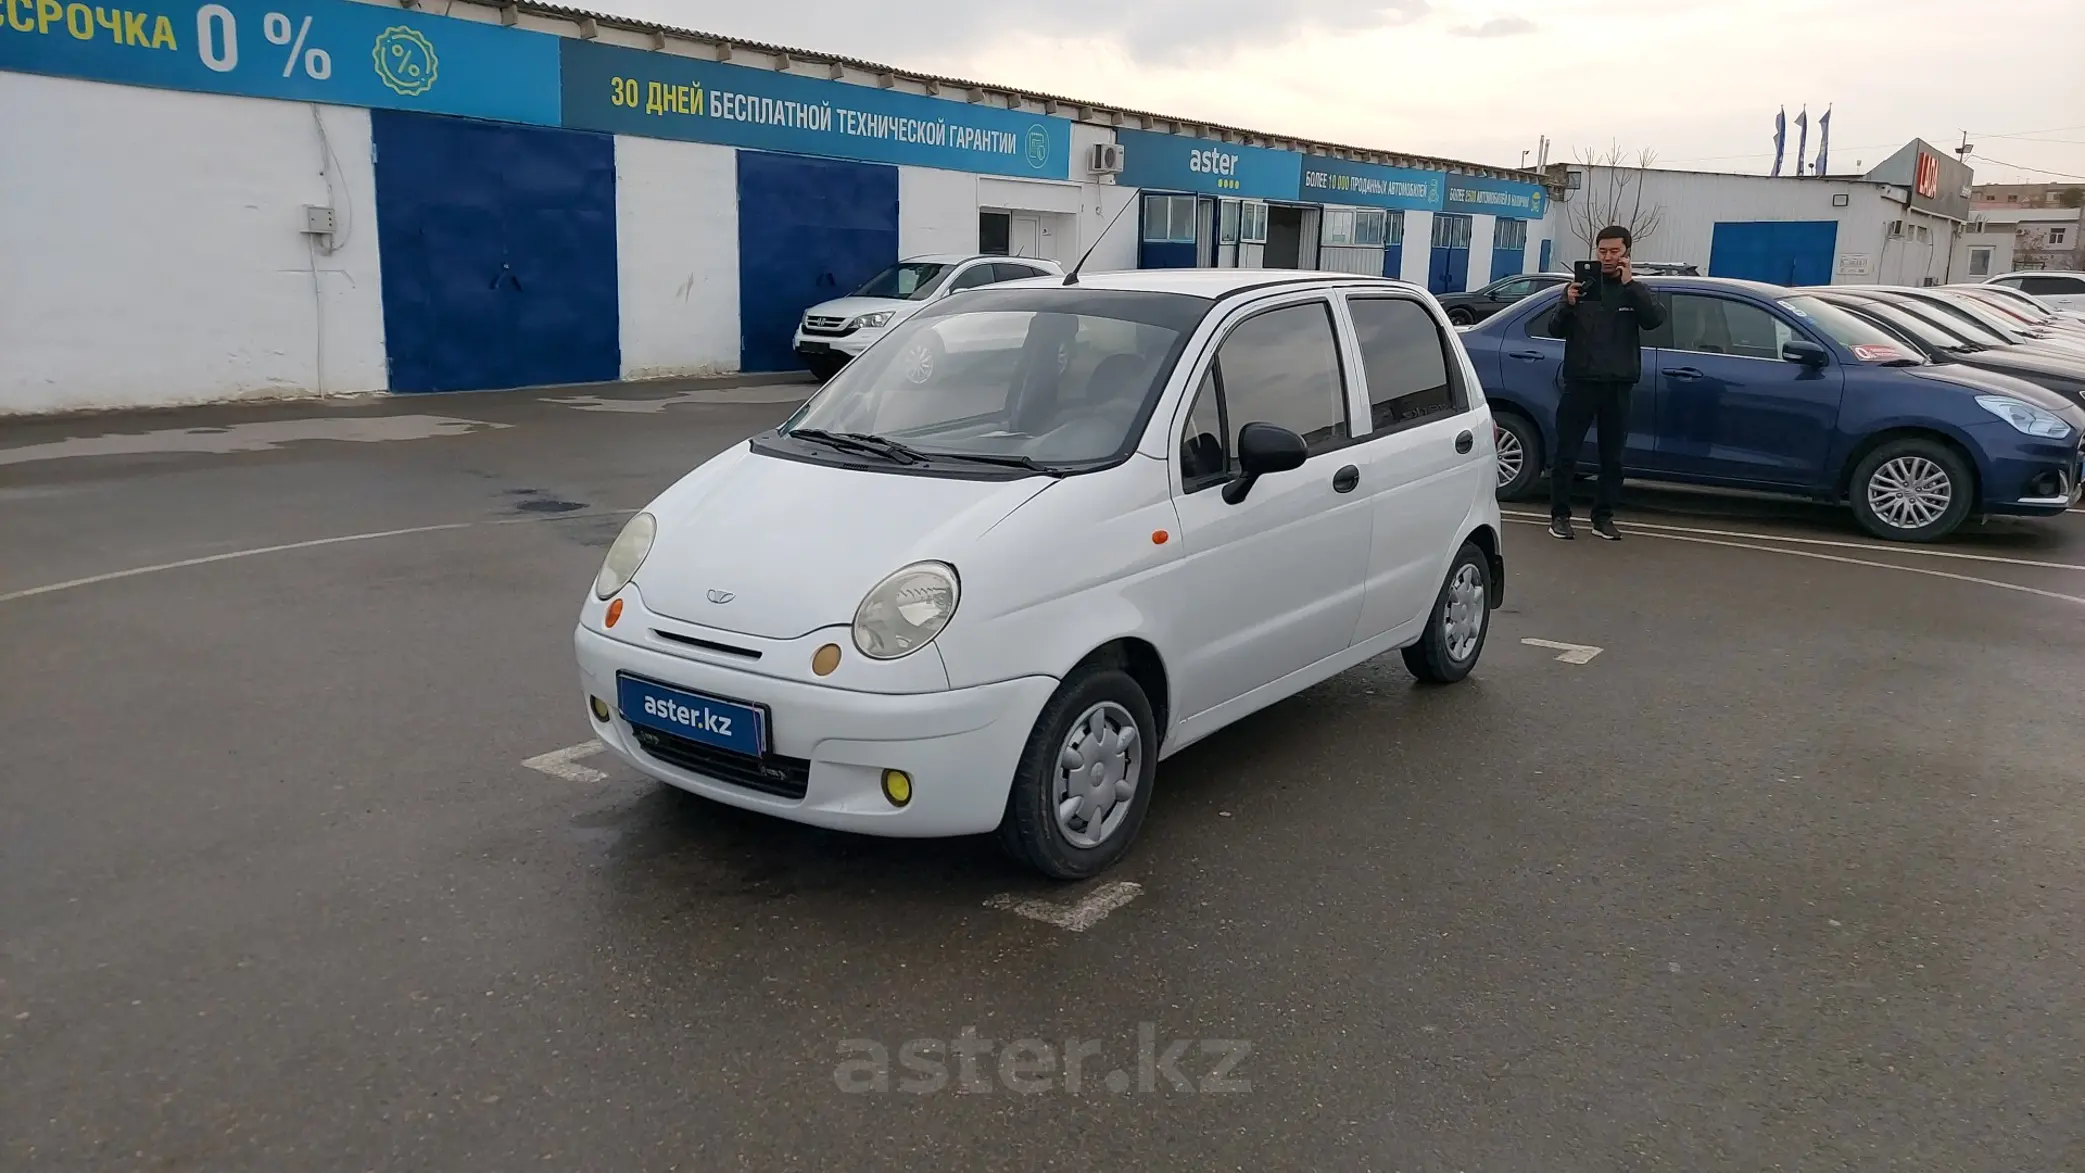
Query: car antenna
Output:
[[1063, 193, 1141, 286]]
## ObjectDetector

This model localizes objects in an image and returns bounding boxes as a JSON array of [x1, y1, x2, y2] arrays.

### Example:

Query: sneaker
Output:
[[1548, 518, 1574, 540], [1592, 518, 1622, 541]]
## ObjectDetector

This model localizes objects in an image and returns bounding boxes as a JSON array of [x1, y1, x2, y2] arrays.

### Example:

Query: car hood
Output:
[[804, 296, 924, 322], [632, 444, 1055, 639], [1908, 364, 2085, 416]]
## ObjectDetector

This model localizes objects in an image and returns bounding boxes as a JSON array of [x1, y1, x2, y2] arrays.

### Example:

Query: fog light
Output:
[[589, 696, 611, 722], [812, 643, 842, 676], [605, 598, 625, 628], [881, 769, 912, 808]]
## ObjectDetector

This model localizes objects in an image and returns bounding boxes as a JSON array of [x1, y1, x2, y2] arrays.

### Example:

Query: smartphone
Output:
[[1572, 260, 1602, 289]]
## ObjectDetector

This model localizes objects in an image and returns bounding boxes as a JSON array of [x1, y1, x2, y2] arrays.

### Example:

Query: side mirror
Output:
[[1782, 339, 1830, 367], [1223, 423, 1308, 504]]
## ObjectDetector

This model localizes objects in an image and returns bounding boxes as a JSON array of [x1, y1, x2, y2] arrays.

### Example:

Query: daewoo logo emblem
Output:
[[706, 589, 735, 604]]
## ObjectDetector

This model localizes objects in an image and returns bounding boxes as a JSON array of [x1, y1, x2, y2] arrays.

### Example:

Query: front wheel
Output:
[[1446, 307, 1475, 326], [1402, 542, 1493, 684], [1850, 438, 1974, 542], [996, 667, 1159, 880], [1492, 412, 1544, 501]]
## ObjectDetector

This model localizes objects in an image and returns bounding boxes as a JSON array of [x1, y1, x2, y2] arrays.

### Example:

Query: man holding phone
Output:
[[1548, 224, 1665, 541]]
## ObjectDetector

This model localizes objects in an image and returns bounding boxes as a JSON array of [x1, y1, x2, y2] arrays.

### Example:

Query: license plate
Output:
[[617, 674, 767, 757], [797, 340, 831, 355]]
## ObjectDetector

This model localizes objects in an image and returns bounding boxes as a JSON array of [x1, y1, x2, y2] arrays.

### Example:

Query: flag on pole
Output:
[[1794, 107, 1809, 176], [1771, 107, 1787, 176], [1814, 107, 1832, 176]]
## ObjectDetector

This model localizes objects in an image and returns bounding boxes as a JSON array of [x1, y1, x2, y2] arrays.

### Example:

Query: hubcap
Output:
[[1052, 702, 1142, 850], [1443, 563, 1487, 662], [902, 342, 936, 385], [1494, 425, 1524, 488], [1867, 455, 1952, 530]]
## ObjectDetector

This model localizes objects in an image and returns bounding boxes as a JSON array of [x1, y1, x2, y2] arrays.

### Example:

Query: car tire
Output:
[[1402, 541, 1493, 685], [1492, 411, 1544, 501], [807, 357, 844, 382], [1447, 307, 1475, 326], [995, 666, 1158, 881], [1849, 437, 1974, 542], [898, 332, 947, 386]]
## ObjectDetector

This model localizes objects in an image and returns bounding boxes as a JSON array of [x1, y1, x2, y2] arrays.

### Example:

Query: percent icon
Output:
[[264, 11, 332, 79]]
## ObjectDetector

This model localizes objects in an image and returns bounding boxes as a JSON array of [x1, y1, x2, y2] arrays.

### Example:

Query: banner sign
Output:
[[1116, 127, 1301, 201], [1442, 173, 1548, 219], [1301, 156, 1444, 212], [0, 0, 562, 124], [559, 39, 1070, 179]]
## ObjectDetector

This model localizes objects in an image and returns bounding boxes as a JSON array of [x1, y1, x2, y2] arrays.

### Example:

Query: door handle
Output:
[[1508, 350, 1544, 362], [1668, 366, 1705, 380], [1455, 430, 1474, 454], [1332, 465, 1360, 493]]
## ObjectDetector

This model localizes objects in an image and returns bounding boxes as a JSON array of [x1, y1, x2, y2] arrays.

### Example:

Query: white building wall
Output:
[[615, 136, 739, 380], [1068, 123, 1136, 273], [1399, 211, 1434, 285], [1468, 214, 1496, 287], [0, 74, 387, 415], [899, 166, 981, 258]]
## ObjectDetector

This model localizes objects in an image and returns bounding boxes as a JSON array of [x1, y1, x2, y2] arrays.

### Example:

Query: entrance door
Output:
[[372, 111, 621, 393], [1010, 215, 1041, 259], [1429, 213, 1473, 294], [1265, 205, 1307, 268], [736, 152, 899, 373]]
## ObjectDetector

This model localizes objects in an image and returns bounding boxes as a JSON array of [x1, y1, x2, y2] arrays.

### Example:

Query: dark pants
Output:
[[1550, 379, 1630, 523]]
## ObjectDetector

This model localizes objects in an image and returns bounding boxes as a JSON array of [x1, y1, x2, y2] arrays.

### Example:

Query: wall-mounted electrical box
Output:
[[302, 205, 337, 235]]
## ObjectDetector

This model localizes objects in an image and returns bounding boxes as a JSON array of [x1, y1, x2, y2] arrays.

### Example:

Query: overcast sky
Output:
[[593, 0, 2085, 186]]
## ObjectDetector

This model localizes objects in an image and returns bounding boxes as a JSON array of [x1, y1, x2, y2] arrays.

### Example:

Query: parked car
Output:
[[579, 270, 1506, 878], [1844, 286, 2085, 359], [1628, 261, 1702, 277], [1985, 270, 2085, 312], [1947, 282, 2085, 326], [793, 254, 1065, 380], [1802, 287, 2085, 409], [1461, 276, 2085, 541], [1437, 273, 1570, 325]]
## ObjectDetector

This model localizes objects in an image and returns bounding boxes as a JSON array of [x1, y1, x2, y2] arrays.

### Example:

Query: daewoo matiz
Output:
[[575, 269, 1505, 878]]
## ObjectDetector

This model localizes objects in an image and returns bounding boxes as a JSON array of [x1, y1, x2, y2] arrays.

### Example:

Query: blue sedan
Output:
[[1461, 277, 2085, 541]]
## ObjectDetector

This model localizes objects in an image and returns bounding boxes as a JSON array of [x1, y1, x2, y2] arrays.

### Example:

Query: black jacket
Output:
[[1554, 276, 1665, 383]]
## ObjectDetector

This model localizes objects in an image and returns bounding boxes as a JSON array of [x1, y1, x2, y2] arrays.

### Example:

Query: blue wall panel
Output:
[[1707, 220, 1839, 287], [373, 110, 620, 393], [737, 151, 899, 374], [1383, 244, 1404, 278], [1539, 238, 1554, 273]]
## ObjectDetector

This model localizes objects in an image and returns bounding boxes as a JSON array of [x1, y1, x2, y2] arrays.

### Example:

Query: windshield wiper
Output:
[[920, 451, 1068, 476], [786, 428, 924, 465]]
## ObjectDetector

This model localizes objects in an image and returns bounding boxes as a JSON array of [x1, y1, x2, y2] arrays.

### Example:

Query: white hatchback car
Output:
[[577, 270, 1506, 878], [793, 254, 1064, 381]]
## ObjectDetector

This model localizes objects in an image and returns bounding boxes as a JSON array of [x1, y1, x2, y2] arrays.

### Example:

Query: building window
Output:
[[1968, 247, 1994, 276], [1218, 200, 1239, 245], [979, 212, 1011, 256], [1322, 208, 1356, 247], [1493, 219, 1529, 250], [1385, 211, 1405, 246], [2051, 226, 2070, 246], [1353, 209, 1387, 248], [1239, 201, 1269, 245], [1319, 207, 1389, 249], [1142, 195, 1198, 245], [1431, 214, 1472, 249]]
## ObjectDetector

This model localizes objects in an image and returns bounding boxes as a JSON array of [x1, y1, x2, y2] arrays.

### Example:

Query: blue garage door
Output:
[[372, 111, 620, 394], [1708, 221, 1839, 287], [1539, 238, 1553, 274], [1429, 213, 1473, 294], [737, 152, 899, 373], [1382, 210, 1406, 279], [1490, 218, 1528, 282]]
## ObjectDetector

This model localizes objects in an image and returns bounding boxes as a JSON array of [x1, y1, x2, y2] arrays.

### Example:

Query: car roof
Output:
[[901, 253, 1063, 269], [1988, 271, 2085, 281], [989, 268, 1429, 299]]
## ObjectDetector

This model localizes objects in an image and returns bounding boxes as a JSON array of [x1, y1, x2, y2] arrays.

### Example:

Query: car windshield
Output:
[[1777, 296, 1923, 363], [1924, 293, 2030, 341], [779, 288, 1208, 468], [852, 262, 955, 301], [1846, 299, 1965, 351]]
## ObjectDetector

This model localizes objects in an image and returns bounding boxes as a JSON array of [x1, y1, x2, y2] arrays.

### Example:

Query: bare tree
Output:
[[1562, 143, 1669, 257]]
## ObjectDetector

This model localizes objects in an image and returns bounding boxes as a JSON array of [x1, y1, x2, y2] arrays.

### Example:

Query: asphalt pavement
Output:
[[4, 381, 2083, 1172]]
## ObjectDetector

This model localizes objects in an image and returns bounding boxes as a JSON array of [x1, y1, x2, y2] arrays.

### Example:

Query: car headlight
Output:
[[1975, 395, 2075, 438], [852, 562, 959, 660], [594, 512, 656, 600], [847, 311, 896, 330]]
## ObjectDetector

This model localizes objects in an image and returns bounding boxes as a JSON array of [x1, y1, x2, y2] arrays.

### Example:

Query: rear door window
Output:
[[1347, 297, 1463, 432]]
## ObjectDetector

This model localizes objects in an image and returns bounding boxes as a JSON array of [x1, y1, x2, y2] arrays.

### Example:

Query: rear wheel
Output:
[[1850, 438, 1974, 542], [996, 667, 1158, 880], [1402, 542, 1493, 685], [1492, 411, 1543, 501], [1446, 307, 1476, 326]]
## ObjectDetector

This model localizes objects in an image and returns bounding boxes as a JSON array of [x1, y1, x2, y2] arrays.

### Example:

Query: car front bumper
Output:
[[791, 327, 888, 365], [574, 621, 1056, 838], [1971, 422, 2085, 516]]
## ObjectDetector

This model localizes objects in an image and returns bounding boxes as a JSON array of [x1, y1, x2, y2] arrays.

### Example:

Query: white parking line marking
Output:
[[1501, 509, 2085, 572], [521, 740, 609, 783], [985, 881, 1144, 932], [1502, 517, 2085, 607], [1521, 638, 1604, 664]]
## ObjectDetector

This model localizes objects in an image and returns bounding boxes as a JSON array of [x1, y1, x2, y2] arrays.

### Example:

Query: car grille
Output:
[[631, 725, 811, 801], [801, 315, 854, 337]]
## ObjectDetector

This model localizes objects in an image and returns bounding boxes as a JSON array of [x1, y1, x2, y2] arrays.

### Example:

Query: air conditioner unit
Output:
[[1088, 143, 1125, 175]]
